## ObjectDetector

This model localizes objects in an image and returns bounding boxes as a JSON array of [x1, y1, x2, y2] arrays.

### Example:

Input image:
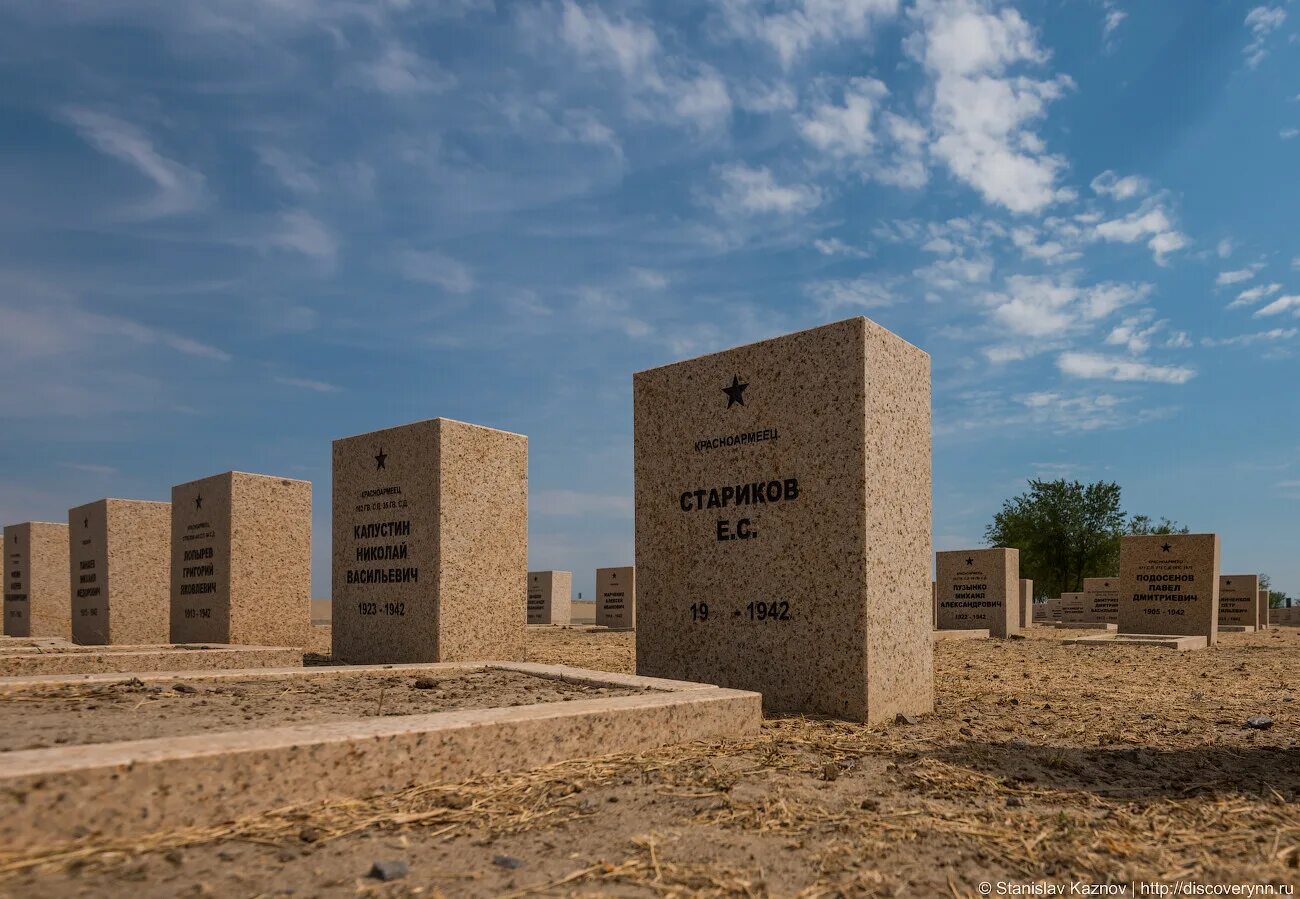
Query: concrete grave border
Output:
[[1064, 633, 1207, 651], [932, 629, 989, 641], [0, 661, 761, 851], [0, 644, 303, 675]]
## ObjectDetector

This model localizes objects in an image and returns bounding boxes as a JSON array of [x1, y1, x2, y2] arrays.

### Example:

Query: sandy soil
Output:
[[3, 627, 1299, 897], [0, 668, 645, 752]]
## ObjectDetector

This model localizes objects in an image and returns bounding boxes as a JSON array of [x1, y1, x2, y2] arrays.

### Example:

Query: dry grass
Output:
[[3, 626, 1300, 896]]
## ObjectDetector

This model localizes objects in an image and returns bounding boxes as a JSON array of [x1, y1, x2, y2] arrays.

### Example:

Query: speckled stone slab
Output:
[[932, 628, 988, 641], [1066, 633, 1206, 651], [1046, 597, 1061, 620], [332, 418, 527, 664], [1118, 534, 1219, 644], [936, 548, 1019, 638], [1018, 579, 1033, 629], [527, 570, 571, 626], [1059, 592, 1087, 625], [1083, 577, 1120, 624], [1218, 574, 1260, 628], [170, 472, 312, 647], [0, 645, 301, 676], [0, 662, 760, 851], [68, 500, 171, 645], [595, 566, 635, 629], [633, 317, 933, 724], [3, 522, 71, 638], [1260, 590, 1271, 627]]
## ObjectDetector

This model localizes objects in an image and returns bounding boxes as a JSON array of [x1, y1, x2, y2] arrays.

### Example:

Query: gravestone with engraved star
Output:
[[1118, 534, 1220, 643], [332, 418, 526, 664], [595, 566, 635, 629], [68, 499, 171, 645], [1218, 574, 1260, 629], [3, 522, 71, 638], [935, 548, 1019, 637], [633, 316, 933, 723], [527, 570, 571, 625], [1059, 592, 1087, 625], [170, 471, 311, 646], [1083, 577, 1120, 624]]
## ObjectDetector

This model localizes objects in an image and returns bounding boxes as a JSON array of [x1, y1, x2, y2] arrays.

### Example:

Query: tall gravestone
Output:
[[170, 471, 311, 647], [935, 548, 1019, 637], [527, 570, 572, 626], [1218, 574, 1260, 629], [1118, 534, 1219, 644], [68, 499, 171, 645], [332, 418, 526, 664], [634, 317, 933, 723], [1083, 577, 1120, 624], [1018, 579, 1033, 628], [1260, 588, 1270, 628], [1059, 592, 1087, 625], [1046, 597, 1061, 621], [596, 566, 635, 628], [3, 522, 71, 638]]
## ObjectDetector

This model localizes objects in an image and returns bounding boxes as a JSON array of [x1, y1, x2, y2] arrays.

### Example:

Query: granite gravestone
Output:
[[332, 418, 527, 664], [527, 570, 572, 626], [170, 472, 311, 647], [1083, 577, 1120, 624], [68, 500, 171, 645], [935, 548, 1019, 637], [1046, 597, 1061, 621], [3, 523, 71, 638], [1059, 592, 1087, 625], [595, 566, 635, 629], [1260, 588, 1270, 628], [1019, 579, 1033, 628], [633, 317, 933, 723], [1118, 534, 1220, 644], [1218, 575, 1260, 629]]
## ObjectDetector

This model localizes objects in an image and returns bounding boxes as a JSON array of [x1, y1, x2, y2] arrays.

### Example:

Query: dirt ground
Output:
[[0, 668, 646, 752], [3, 627, 1299, 897]]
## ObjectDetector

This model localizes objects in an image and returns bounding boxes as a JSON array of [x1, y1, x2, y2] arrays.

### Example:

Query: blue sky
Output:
[[1, 0, 1297, 600]]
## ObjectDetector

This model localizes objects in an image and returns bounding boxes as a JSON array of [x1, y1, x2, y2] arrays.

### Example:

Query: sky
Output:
[[0, 0, 1297, 601]]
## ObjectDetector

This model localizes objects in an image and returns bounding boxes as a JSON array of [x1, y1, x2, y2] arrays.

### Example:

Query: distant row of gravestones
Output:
[[931, 546, 1273, 637], [1, 317, 1275, 723]]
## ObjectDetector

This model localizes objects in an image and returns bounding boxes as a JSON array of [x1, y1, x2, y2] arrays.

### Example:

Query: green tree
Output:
[[984, 479, 1126, 599], [985, 479, 1190, 599], [1261, 574, 1290, 609]]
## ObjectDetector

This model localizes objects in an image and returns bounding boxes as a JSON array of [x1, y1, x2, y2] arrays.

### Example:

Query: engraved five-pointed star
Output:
[[723, 375, 748, 408], [1160, 543, 1172, 553], [83, 517, 89, 528], [965, 557, 974, 566], [375, 447, 387, 470], [195, 494, 203, 510]]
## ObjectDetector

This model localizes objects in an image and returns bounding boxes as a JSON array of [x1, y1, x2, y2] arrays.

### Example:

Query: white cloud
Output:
[[59, 107, 204, 218], [1090, 170, 1147, 200], [1244, 6, 1286, 67], [1105, 314, 1171, 355], [812, 237, 868, 257], [985, 275, 1147, 338], [800, 77, 887, 159], [1010, 225, 1079, 263], [917, 255, 994, 293], [1057, 351, 1195, 384], [257, 147, 319, 195], [709, 164, 822, 216], [1228, 283, 1282, 308], [1255, 295, 1300, 317], [538, 1, 732, 132], [1282, 128, 1299, 140], [908, 0, 1072, 213], [270, 210, 339, 263], [1217, 238, 1235, 259], [718, 0, 900, 67], [805, 276, 893, 313], [1102, 5, 1126, 44], [1201, 328, 1297, 348], [395, 249, 475, 293], [629, 267, 669, 290], [1216, 265, 1262, 286], [1093, 204, 1189, 264], [355, 44, 456, 95], [274, 376, 340, 393]]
